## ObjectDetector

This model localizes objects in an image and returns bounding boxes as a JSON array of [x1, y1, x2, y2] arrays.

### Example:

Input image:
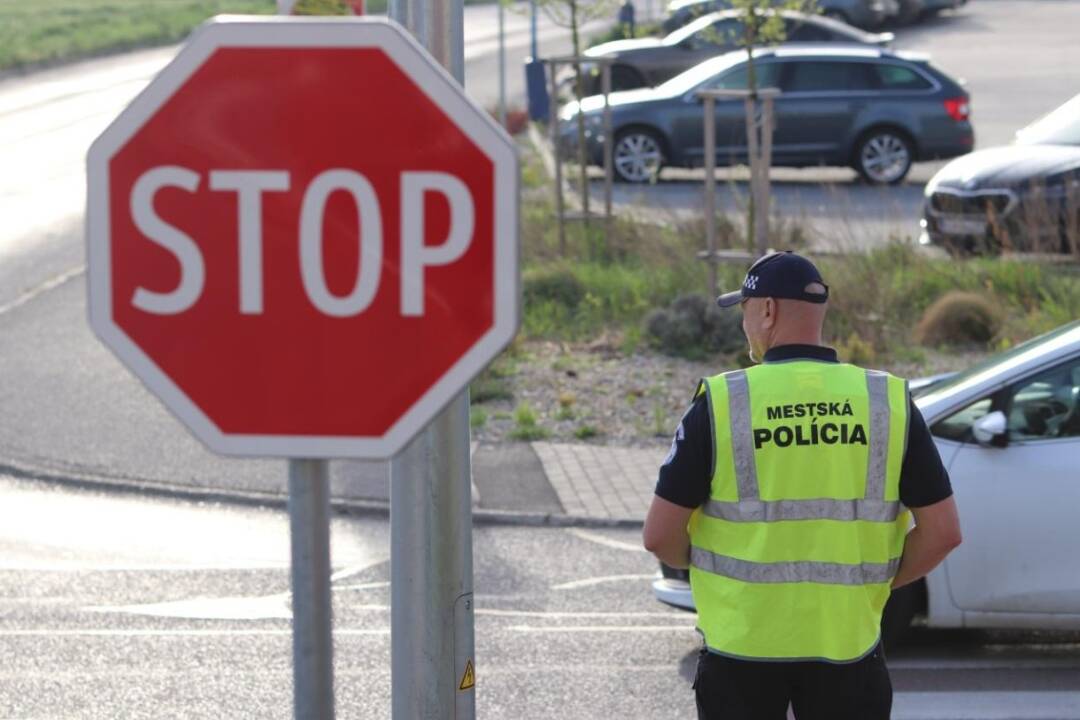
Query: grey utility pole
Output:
[[386, 2, 476, 719]]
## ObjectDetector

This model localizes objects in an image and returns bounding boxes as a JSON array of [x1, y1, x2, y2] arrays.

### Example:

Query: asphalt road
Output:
[[2, 476, 1079, 720]]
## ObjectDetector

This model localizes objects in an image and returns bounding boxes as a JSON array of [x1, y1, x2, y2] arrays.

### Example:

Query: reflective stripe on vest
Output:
[[692, 546, 901, 585], [701, 368, 898, 526]]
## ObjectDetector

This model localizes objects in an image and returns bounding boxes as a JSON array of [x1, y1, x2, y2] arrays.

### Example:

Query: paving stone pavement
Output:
[[531, 442, 663, 522]]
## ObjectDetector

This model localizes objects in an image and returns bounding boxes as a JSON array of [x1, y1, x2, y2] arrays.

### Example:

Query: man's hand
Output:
[[892, 495, 962, 589], [643, 495, 695, 569]]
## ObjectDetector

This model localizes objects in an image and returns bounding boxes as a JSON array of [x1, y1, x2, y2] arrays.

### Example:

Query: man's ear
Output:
[[762, 298, 777, 329]]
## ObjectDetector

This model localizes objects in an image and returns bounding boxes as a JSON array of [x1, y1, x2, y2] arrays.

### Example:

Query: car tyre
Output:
[[613, 127, 666, 183], [854, 128, 913, 185], [881, 581, 922, 651]]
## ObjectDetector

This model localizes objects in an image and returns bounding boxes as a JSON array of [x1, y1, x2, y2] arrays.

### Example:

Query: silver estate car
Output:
[[559, 45, 973, 184]]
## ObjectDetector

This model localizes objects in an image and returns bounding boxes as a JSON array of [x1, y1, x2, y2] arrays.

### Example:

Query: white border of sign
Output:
[[87, 16, 519, 460]]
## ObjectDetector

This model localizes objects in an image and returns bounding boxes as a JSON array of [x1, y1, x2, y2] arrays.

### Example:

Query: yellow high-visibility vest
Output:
[[689, 361, 910, 662]]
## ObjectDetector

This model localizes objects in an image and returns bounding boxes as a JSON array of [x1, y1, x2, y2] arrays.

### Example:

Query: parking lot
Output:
[[568, 0, 1080, 250]]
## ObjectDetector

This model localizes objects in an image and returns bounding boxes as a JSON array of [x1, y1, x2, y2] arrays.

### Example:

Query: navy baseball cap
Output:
[[717, 251, 829, 308]]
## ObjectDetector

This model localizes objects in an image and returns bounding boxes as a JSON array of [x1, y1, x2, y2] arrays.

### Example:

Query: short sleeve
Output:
[[899, 398, 954, 508], [655, 395, 714, 509]]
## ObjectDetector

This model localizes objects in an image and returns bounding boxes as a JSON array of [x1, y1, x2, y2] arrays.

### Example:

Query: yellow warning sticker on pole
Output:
[[459, 659, 475, 691]]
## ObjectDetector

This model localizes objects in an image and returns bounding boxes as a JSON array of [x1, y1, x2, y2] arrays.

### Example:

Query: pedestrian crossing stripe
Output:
[[459, 660, 475, 691]]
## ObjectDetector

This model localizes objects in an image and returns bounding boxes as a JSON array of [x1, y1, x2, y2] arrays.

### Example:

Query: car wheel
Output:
[[855, 129, 913, 185], [881, 581, 922, 651], [610, 64, 647, 92], [613, 128, 665, 183]]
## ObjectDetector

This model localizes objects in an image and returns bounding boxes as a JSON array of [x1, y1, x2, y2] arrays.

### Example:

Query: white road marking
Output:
[[566, 528, 647, 553], [0, 265, 85, 317], [88, 594, 291, 621], [0, 628, 389, 638], [893, 691, 1080, 720], [329, 558, 387, 583], [507, 624, 697, 633], [346, 603, 690, 620], [335, 581, 392, 591], [552, 574, 657, 590]]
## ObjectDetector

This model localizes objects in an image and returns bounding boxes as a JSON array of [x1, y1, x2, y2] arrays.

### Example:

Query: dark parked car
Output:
[[559, 46, 973, 184], [663, 0, 895, 32], [921, 93, 1080, 255], [576, 9, 892, 94]]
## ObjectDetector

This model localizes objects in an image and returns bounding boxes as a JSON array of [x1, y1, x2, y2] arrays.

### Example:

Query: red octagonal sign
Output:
[[87, 17, 519, 459]]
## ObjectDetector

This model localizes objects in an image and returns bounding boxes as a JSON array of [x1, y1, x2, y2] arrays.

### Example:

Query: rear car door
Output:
[[673, 60, 781, 166], [935, 355, 1080, 616], [773, 59, 877, 164]]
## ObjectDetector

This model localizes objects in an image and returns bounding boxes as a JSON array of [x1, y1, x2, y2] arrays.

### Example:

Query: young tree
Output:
[[539, 0, 618, 224], [725, 0, 817, 255]]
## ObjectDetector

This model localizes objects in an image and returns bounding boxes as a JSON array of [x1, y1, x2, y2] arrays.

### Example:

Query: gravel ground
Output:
[[469, 340, 985, 448]]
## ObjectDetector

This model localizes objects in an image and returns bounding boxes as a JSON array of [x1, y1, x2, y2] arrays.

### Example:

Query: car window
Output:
[[706, 61, 780, 90], [1006, 359, 1080, 441], [781, 61, 876, 93], [686, 18, 741, 50], [873, 64, 933, 91], [785, 20, 834, 42], [931, 398, 993, 442]]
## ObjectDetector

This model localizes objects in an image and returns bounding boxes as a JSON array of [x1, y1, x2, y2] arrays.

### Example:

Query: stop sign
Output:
[[87, 17, 519, 459]]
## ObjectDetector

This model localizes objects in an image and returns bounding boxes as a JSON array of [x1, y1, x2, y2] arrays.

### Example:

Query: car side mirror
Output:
[[972, 410, 1007, 447]]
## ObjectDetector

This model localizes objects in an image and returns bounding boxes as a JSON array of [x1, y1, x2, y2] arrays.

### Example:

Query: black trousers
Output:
[[693, 644, 892, 720]]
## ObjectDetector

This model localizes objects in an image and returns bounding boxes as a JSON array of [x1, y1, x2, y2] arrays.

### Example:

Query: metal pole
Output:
[[387, 1, 474, 718], [498, 0, 507, 128], [390, 394, 475, 719], [703, 95, 717, 299], [550, 61, 566, 255], [288, 459, 335, 720], [602, 62, 613, 237], [743, 96, 758, 255], [757, 97, 774, 258], [530, 0, 539, 58]]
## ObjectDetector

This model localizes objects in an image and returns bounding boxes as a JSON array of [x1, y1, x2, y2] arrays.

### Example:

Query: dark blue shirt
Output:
[[655, 344, 953, 509]]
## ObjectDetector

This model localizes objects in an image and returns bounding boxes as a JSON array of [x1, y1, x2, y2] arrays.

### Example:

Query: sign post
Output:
[[87, 15, 518, 719], [288, 459, 335, 719]]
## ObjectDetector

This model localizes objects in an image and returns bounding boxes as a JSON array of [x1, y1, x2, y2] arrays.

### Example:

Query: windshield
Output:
[[1015, 93, 1080, 146], [915, 320, 1080, 402], [664, 15, 724, 45], [657, 51, 745, 96]]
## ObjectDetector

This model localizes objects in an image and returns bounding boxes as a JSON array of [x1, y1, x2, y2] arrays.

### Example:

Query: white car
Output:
[[652, 320, 1080, 644]]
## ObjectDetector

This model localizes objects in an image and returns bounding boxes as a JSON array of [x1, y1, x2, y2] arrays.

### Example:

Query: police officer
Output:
[[643, 251, 962, 720]]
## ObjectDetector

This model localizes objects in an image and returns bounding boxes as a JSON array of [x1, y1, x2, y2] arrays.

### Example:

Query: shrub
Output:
[[836, 332, 876, 365], [644, 293, 745, 360], [913, 291, 1002, 347], [574, 424, 601, 440], [524, 267, 586, 310]]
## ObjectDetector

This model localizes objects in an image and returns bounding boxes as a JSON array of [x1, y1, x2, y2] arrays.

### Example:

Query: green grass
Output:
[[0, 1, 276, 71], [517, 177, 1080, 363], [0, 0, 495, 71], [509, 401, 550, 441]]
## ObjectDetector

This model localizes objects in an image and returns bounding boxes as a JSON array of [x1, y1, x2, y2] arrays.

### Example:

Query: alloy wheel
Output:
[[614, 132, 663, 183], [859, 133, 911, 185]]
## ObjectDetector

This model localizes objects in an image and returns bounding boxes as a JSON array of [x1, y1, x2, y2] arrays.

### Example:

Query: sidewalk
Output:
[[0, 264, 663, 529]]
